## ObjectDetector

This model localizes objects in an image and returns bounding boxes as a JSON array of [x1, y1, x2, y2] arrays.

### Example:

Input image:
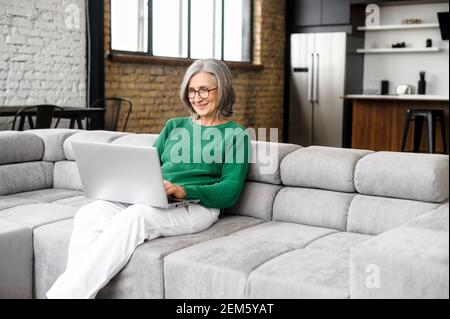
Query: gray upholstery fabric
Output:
[[347, 194, 440, 235], [52, 195, 95, 208], [53, 161, 83, 191], [0, 196, 39, 211], [0, 203, 77, 229], [164, 221, 337, 298], [246, 141, 301, 185], [0, 162, 53, 195], [33, 219, 73, 299], [111, 134, 159, 147], [350, 221, 449, 298], [9, 188, 83, 203], [0, 220, 33, 299], [34, 215, 263, 299], [280, 146, 372, 192], [405, 203, 449, 232], [0, 131, 44, 165], [27, 129, 81, 162], [273, 187, 355, 231], [354, 151, 449, 203], [225, 182, 282, 221], [63, 131, 130, 160], [246, 249, 352, 298], [306, 231, 373, 251]]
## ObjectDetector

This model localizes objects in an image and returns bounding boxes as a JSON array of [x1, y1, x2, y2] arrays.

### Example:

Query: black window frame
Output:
[[109, 0, 254, 64]]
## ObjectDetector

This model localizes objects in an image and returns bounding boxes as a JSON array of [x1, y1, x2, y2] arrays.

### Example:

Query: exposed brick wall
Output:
[[104, 0, 286, 141], [0, 0, 86, 112]]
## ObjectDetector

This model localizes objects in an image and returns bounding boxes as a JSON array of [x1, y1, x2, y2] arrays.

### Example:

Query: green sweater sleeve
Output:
[[183, 130, 251, 209]]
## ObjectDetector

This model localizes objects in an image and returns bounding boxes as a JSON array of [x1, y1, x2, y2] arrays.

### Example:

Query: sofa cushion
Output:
[[33, 215, 263, 299], [53, 161, 83, 191], [245, 231, 373, 299], [354, 152, 449, 203], [0, 162, 53, 195], [0, 196, 40, 211], [245, 249, 352, 298], [247, 141, 301, 185], [52, 195, 95, 209], [347, 194, 440, 235], [0, 220, 33, 299], [0, 131, 44, 165], [111, 134, 159, 147], [273, 187, 355, 231], [404, 203, 449, 232], [63, 131, 130, 160], [305, 232, 373, 251], [0, 203, 77, 229], [280, 146, 372, 193], [27, 129, 81, 162], [164, 221, 337, 298], [225, 181, 282, 221], [9, 188, 84, 203], [350, 223, 449, 298]]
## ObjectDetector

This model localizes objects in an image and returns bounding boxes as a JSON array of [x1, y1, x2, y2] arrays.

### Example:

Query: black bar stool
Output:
[[401, 109, 447, 154]]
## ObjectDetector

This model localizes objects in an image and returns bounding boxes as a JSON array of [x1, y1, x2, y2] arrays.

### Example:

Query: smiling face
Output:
[[188, 72, 219, 121]]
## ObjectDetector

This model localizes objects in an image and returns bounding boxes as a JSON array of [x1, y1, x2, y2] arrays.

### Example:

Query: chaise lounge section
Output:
[[0, 129, 448, 299]]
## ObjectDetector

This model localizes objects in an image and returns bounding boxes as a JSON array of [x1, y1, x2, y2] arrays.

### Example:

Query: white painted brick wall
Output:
[[0, 0, 86, 129]]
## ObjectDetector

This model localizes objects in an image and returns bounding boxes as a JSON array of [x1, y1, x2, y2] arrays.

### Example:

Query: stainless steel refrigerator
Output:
[[288, 32, 347, 147]]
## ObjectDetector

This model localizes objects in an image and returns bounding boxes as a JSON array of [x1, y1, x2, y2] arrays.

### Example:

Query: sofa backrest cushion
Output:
[[247, 141, 301, 185], [53, 161, 83, 191], [347, 194, 440, 235], [63, 131, 130, 160], [280, 146, 372, 193], [225, 181, 282, 221], [354, 152, 449, 203], [111, 134, 159, 147], [273, 187, 355, 231], [27, 129, 81, 162], [0, 131, 43, 165], [0, 162, 53, 195]]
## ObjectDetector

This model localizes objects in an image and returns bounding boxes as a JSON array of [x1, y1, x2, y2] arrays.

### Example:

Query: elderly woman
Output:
[[46, 59, 251, 299]]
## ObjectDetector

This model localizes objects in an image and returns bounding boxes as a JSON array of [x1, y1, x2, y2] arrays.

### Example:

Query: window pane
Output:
[[111, 0, 148, 52], [224, 0, 251, 62], [214, 0, 223, 59], [190, 0, 215, 59], [153, 0, 187, 58]]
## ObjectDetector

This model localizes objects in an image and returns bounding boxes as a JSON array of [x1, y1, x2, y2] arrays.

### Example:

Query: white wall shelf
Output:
[[357, 47, 441, 53], [357, 23, 439, 31]]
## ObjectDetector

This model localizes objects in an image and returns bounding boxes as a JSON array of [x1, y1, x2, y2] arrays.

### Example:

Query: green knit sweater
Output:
[[152, 117, 251, 209]]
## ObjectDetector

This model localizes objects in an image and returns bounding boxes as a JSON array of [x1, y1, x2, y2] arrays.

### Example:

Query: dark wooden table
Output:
[[0, 106, 105, 130]]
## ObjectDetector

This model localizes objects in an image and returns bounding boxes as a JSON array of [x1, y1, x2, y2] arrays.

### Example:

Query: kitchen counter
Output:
[[345, 96, 449, 153], [344, 94, 449, 101]]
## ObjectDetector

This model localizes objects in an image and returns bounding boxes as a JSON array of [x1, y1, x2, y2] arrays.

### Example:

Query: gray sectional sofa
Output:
[[0, 129, 448, 299]]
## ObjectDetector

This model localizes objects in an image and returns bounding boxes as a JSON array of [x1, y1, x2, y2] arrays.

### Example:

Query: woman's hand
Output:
[[163, 180, 186, 199]]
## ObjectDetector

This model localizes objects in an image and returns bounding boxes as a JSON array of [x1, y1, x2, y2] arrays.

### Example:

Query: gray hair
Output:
[[179, 59, 236, 119]]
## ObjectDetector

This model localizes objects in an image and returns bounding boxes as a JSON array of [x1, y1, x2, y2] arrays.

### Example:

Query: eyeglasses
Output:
[[187, 87, 217, 99]]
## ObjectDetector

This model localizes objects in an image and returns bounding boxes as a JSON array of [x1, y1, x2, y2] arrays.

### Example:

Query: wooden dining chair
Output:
[[90, 97, 132, 131], [11, 105, 64, 131]]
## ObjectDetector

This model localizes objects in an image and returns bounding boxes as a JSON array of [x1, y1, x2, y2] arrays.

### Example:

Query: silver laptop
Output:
[[71, 141, 199, 209]]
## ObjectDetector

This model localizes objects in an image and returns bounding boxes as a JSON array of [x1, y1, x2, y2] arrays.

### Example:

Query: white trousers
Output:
[[46, 200, 219, 299]]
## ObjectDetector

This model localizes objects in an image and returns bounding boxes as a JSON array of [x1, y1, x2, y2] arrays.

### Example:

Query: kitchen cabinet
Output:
[[292, 0, 350, 27], [322, 0, 351, 25]]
